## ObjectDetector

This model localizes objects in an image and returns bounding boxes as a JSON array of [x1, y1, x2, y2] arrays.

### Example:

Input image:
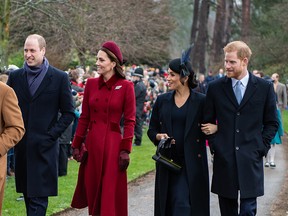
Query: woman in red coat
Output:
[[71, 41, 136, 216]]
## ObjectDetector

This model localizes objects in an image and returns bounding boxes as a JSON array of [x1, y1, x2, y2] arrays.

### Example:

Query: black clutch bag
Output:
[[152, 137, 182, 173]]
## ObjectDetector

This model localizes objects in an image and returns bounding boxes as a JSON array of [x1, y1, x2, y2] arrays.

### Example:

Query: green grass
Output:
[[4, 110, 288, 216], [282, 110, 288, 133], [2, 127, 156, 216]]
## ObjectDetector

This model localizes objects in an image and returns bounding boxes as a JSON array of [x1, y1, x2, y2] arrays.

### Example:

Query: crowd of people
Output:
[[0, 35, 286, 216]]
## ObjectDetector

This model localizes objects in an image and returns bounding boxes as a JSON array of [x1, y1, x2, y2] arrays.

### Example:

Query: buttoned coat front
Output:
[[71, 75, 136, 216], [147, 90, 210, 216], [7, 66, 75, 197], [203, 73, 278, 199]]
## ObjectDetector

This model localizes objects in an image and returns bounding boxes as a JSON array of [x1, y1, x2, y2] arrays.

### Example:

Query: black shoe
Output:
[[133, 143, 141, 146], [16, 195, 24, 201], [270, 162, 276, 168], [264, 162, 270, 167]]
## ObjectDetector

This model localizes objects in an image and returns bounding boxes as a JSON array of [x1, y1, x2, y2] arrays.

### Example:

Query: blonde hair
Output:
[[223, 41, 252, 60]]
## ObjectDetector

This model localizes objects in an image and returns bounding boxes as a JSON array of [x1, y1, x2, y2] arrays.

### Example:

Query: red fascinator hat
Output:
[[101, 41, 123, 65]]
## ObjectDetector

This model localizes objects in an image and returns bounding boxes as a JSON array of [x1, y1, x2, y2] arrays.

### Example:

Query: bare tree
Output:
[[0, 0, 11, 68], [8, 0, 174, 69], [210, 0, 226, 70], [192, 0, 210, 74], [223, 0, 233, 45], [190, 0, 200, 45], [241, 0, 251, 41]]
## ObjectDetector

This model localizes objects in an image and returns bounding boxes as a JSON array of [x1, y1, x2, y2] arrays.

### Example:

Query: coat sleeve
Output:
[[202, 84, 217, 154], [147, 97, 161, 146], [0, 86, 25, 157], [262, 83, 279, 155], [120, 81, 136, 152], [48, 72, 75, 140]]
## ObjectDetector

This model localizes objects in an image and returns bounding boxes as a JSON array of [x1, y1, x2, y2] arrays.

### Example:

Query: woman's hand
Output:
[[156, 133, 169, 141], [201, 123, 218, 135], [156, 133, 176, 144]]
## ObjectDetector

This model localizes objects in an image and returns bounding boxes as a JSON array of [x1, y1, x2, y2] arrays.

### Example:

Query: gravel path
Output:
[[55, 141, 288, 216]]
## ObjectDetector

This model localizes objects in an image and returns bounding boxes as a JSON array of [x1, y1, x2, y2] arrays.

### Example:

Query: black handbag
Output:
[[152, 137, 182, 173]]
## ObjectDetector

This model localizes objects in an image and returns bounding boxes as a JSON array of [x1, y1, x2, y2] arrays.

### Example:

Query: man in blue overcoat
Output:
[[202, 41, 278, 216], [7, 34, 74, 216]]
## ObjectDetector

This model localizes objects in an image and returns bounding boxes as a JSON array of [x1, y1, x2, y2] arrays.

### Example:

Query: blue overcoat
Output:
[[147, 89, 210, 216], [7, 66, 74, 197]]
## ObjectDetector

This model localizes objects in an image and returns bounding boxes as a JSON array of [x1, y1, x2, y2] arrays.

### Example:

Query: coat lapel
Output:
[[221, 73, 258, 109], [238, 72, 257, 109], [222, 77, 239, 107], [165, 92, 174, 136], [18, 69, 32, 100], [184, 90, 200, 139]]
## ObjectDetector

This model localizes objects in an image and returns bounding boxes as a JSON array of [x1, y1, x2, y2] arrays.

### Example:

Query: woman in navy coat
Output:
[[147, 57, 210, 216]]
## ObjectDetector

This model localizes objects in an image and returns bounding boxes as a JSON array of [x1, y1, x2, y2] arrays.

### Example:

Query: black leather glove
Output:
[[119, 150, 130, 171]]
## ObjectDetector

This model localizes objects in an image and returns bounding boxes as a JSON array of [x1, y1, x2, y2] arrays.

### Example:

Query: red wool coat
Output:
[[71, 75, 136, 216]]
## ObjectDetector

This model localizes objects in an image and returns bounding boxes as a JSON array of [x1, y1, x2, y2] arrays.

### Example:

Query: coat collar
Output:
[[98, 74, 120, 90], [222, 72, 258, 109], [18, 67, 53, 101], [164, 89, 201, 139]]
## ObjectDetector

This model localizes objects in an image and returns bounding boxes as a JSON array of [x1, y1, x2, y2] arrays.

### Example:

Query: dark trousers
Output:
[[59, 144, 69, 176], [166, 168, 191, 216], [218, 195, 257, 216], [24, 194, 48, 216], [134, 116, 143, 146], [7, 148, 15, 174]]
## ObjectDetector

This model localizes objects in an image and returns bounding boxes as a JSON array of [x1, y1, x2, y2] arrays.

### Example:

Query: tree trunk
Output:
[[192, 0, 210, 74], [241, 0, 251, 41], [223, 0, 233, 45], [190, 0, 200, 45], [0, 0, 11, 68], [210, 0, 226, 69]]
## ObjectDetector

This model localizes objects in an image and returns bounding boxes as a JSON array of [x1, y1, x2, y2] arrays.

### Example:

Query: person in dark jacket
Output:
[[147, 53, 211, 216], [58, 113, 73, 176], [132, 67, 147, 146], [202, 41, 278, 216], [7, 34, 75, 216]]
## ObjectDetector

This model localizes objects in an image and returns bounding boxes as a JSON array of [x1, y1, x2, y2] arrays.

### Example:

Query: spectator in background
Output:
[[7, 34, 75, 215], [132, 67, 147, 146], [262, 76, 284, 168], [58, 113, 73, 176], [271, 73, 287, 110], [215, 68, 225, 79], [204, 70, 215, 84], [71, 41, 135, 216], [69, 69, 84, 93], [195, 73, 207, 94]]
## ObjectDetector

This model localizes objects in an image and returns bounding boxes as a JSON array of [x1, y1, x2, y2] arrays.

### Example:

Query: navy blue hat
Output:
[[132, 68, 144, 78], [168, 58, 193, 75]]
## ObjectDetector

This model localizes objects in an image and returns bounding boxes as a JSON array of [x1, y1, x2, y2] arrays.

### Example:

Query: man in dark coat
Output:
[[202, 41, 278, 216], [7, 34, 74, 216], [132, 67, 147, 146]]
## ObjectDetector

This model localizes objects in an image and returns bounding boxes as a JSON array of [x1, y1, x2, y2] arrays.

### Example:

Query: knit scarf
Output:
[[24, 57, 49, 96]]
